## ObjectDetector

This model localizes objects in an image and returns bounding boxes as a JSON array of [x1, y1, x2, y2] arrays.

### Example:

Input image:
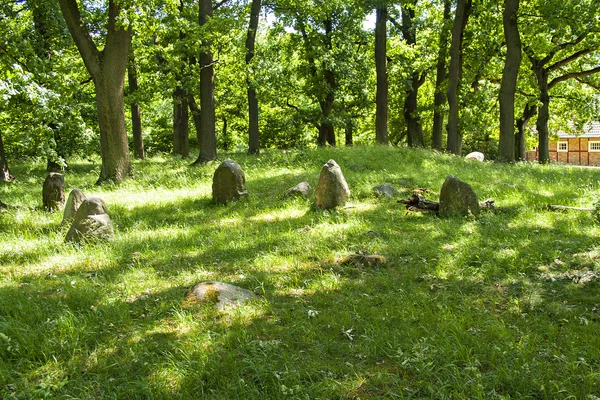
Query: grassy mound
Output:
[[1, 146, 600, 398]]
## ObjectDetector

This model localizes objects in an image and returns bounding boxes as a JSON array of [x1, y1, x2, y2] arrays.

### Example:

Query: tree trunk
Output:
[[188, 94, 202, 146], [405, 73, 426, 147], [193, 0, 218, 164], [222, 117, 229, 151], [432, 0, 451, 151], [0, 132, 14, 182], [445, 0, 472, 155], [498, 0, 521, 162], [246, 0, 261, 155], [375, 6, 388, 145], [515, 104, 537, 160], [401, 3, 425, 148], [536, 69, 551, 163], [173, 89, 190, 157], [58, 0, 131, 183], [345, 121, 353, 146], [128, 49, 145, 159]]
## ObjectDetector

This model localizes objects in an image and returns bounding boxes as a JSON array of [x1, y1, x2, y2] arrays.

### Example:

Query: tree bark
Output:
[[536, 67, 551, 163], [498, 0, 521, 163], [432, 0, 451, 151], [515, 103, 537, 160], [300, 19, 336, 147], [0, 132, 14, 182], [445, 0, 472, 155], [128, 48, 145, 159], [58, 0, 131, 183], [193, 0, 218, 164], [375, 7, 388, 145], [188, 94, 202, 146], [173, 88, 190, 157], [401, 3, 425, 148], [345, 120, 353, 146], [246, 0, 261, 155]]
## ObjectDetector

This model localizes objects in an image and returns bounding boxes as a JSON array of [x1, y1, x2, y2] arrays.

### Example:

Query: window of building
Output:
[[558, 142, 568, 152], [589, 141, 600, 152]]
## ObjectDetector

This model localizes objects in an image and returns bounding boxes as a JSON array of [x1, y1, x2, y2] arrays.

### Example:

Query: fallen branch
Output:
[[547, 204, 594, 211], [398, 193, 495, 213]]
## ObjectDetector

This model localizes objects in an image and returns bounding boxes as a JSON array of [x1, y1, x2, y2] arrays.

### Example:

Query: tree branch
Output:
[[550, 65, 600, 89], [213, 0, 231, 11], [57, 0, 101, 78], [548, 48, 593, 71]]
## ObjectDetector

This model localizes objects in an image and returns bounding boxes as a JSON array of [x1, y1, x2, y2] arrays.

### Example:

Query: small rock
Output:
[[284, 181, 311, 198], [185, 281, 256, 310], [340, 254, 386, 268], [439, 175, 480, 217], [43, 172, 65, 212], [465, 152, 485, 162], [62, 188, 86, 224], [373, 183, 399, 198], [314, 160, 350, 209], [212, 160, 248, 205], [65, 197, 114, 243]]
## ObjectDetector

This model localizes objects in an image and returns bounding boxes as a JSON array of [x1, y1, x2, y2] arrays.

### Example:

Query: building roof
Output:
[[557, 121, 600, 138]]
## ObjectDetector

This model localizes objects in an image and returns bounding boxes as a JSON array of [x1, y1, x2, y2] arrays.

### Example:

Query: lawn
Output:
[[1, 146, 600, 399]]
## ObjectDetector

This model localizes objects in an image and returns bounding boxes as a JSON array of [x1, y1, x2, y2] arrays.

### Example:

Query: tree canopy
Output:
[[1, 0, 599, 180]]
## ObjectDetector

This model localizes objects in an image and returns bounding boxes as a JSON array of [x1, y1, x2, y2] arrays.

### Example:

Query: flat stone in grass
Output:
[[62, 188, 86, 224], [284, 181, 311, 198], [65, 197, 114, 243], [185, 281, 256, 309], [314, 159, 350, 209], [439, 175, 480, 217], [43, 172, 65, 212], [373, 183, 399, 198], [212, 160, 248, 205]]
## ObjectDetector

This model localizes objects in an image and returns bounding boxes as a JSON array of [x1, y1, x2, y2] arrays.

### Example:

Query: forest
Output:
[[1, 0, 599, 184]]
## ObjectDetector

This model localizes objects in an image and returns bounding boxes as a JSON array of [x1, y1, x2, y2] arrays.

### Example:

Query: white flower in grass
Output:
[[307, 309, 319, 318]]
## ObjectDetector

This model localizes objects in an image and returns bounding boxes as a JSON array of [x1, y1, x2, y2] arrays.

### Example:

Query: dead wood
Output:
[[547, 205, 594, 212]]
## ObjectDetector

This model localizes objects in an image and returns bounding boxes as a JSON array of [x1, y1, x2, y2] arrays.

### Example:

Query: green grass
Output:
[[2, 146, 600, 399]]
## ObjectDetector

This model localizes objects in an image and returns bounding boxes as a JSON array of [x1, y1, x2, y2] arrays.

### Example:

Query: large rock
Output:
[[62, 188, 86, 224], [284, 181, 311, 198], [43, 172, 65, 212], [465, 152, 485, 162], [65, 197, 114, 243], [212, 160, 248, 205], [373, 183, 399, 198], [185, 281, 256, 310], [439, 175, 480, 216], [314, 160, 350, 209]]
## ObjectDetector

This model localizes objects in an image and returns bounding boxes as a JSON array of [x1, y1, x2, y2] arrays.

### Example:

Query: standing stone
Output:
[[465, 152, 485, 162], [439, 175, 480, 216], [65, 197, 114, 243], [212, 160, 248, 205], [373, 183, 399, 198], [314, 159, 350, 209], [185, 281, 256, 310], [284, 181, 311, 198], [43, 172, 65, 212], [62, 188, 86, 224]]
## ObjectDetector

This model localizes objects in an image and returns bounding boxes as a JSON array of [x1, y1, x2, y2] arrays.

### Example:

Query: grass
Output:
[[1, 145, 600, 399]]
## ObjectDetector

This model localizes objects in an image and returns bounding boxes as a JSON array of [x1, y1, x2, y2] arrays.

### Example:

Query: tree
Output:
[[193, 0, 218, 164], [432, 0, 451, 151], [58, 0, 131, 183], [375, 6, 389, 145], [246, 0, 262, 155], [497, 0, 521, 162], [128, 45, 145, 159], [445, 0, 472, 155], [0, 132, 14, 182]]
